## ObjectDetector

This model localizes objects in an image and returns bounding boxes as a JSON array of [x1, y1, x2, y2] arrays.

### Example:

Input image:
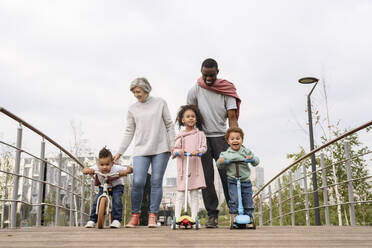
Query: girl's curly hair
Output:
[[176, 104, 204, 130]]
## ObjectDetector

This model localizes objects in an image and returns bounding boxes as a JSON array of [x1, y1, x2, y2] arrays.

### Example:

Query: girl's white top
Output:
[[118, 96, 175, 156]]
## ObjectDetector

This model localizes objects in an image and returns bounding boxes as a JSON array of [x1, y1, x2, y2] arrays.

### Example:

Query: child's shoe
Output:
[[125, 213, 140, 228], [230, 214, 237, 223], [147, 213, 157, 228], [84, 220, 96, 228], [110, 220, 121, 228]]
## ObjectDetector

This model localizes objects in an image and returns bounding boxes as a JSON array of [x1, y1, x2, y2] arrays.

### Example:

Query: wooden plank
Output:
[[0, 226, 371, 247]]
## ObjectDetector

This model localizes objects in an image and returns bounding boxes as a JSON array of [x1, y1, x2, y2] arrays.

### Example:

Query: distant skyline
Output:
[[1, 0, 371, 182]]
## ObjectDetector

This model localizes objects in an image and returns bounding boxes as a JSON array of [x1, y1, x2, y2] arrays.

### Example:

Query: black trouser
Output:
[[201, 136, 229, 217]]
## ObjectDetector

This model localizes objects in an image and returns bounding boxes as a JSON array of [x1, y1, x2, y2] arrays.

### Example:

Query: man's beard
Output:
[[205, 80, 215, 86]]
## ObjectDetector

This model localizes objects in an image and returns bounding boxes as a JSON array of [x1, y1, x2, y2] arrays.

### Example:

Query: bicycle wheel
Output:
[[97, 197, 107, 229]]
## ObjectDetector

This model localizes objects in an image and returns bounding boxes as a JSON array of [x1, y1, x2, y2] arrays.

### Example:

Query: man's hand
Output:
[[246, 155, 253, 160]]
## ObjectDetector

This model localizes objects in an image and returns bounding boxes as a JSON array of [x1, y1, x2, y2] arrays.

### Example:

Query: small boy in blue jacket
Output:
[[217, 127, 260, 221]]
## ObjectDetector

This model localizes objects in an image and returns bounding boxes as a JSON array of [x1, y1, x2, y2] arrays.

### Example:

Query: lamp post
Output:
[[298, 77, 321, 226]]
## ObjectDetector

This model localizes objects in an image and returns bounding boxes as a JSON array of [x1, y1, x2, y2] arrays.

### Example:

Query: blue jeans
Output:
[[227, 179, 254, 215], [90, 184, 124, 222], [132, 152, 170, 214]]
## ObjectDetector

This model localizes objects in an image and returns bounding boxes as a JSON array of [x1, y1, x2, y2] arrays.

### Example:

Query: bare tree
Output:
[[69, 120, 92, 159]]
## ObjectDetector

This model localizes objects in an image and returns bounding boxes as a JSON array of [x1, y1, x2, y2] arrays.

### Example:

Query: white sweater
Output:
[[118, 96, 175, 156]]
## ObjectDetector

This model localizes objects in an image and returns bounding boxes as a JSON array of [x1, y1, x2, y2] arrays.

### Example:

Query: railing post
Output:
[[320, 153, 330, 225], [344, 142, 356, 226], [89, 178, 94, 218], [268, 185, 272, 226], [1, 165, 10, 228], [302, 163, 310, 226], [259, 193, 263, 227], [289, 171, 295, 226], [36, 140, 45, 226], [11, 125, 22, 228], [70, 164, 76, 227], [80, 175, 84, 226], [55, 152, 62, 226], [278, 178, 282, 226]]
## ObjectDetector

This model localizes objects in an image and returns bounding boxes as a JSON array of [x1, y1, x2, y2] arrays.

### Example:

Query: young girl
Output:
[[173, 104, 207, 221]]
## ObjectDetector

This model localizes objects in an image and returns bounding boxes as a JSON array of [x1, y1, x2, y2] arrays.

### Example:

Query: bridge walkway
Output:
[[1, 226, 371, 247]]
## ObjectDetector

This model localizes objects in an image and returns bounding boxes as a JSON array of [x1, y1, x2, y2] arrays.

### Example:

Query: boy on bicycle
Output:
[[83, 147, 133, 228]]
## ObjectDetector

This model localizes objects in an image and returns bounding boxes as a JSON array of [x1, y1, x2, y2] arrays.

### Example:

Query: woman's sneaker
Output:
[[148, 213, 157, 228], [110, 220, 121, 228], [205, 215, 218, 228], [84, 221, 96, 228], [126, 213, 140, 228]]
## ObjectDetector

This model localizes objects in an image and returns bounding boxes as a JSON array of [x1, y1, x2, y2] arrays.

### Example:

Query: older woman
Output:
[[113, 78, 175, 228]]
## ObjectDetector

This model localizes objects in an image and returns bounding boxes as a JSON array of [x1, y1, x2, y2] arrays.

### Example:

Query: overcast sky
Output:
[[1, 0, 371, 181]]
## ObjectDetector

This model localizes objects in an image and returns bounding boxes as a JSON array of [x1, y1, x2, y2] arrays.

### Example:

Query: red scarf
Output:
[[197, 77, 241, 119]]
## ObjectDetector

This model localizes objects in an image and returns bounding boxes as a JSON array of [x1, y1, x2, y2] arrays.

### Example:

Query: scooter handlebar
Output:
[[174, 151, 202, 157], [223, 158, 255, 165]]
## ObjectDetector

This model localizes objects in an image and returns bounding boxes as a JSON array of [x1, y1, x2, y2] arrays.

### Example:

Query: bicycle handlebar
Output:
[[174, 151, 202, 157], [94, 171, 120, 178]]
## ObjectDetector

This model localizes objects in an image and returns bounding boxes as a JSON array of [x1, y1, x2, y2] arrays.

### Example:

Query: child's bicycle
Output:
[[94, 171, 120, 229], [222, 158, 256, 230], [172, 152, 201, 230]]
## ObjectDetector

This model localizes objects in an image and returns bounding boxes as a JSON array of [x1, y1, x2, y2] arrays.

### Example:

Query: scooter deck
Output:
[[172, 215, 199, 230], [230, 215, 256, 230]]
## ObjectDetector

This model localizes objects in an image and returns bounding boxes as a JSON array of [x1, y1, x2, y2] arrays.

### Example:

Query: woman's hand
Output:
[[119, 167, 133, 177], [113, 153, 121, 163]]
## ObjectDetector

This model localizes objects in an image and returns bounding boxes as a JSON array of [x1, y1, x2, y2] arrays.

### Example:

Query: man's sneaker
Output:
[[84, 221, 96, 228], [205, 215, 218, 228], [110, 220, 121, 228]]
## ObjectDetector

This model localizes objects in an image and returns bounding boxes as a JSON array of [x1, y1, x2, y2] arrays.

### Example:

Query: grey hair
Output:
[[130, 77, 152, 93]]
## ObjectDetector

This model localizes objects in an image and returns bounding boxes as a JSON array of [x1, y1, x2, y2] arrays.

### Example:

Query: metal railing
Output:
[[253, 121, 372, 226], [0, 107, 96, 228]]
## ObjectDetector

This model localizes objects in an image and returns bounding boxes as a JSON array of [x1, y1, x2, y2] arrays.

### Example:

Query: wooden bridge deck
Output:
[[1, 226, 371, 247]]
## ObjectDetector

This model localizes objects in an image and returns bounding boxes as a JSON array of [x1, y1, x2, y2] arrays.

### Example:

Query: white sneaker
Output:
[[85, 221, 96, 228], [110, 220, 121, 228]]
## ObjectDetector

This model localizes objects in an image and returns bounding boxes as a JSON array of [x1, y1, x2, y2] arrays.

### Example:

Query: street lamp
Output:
[[298, 77, 321, 226]]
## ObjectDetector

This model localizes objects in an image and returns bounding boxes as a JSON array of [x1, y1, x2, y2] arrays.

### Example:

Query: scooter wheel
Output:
[[237, 224, 246, 229], [195, 218, 199, 230], [171, 218, 176, 230]]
